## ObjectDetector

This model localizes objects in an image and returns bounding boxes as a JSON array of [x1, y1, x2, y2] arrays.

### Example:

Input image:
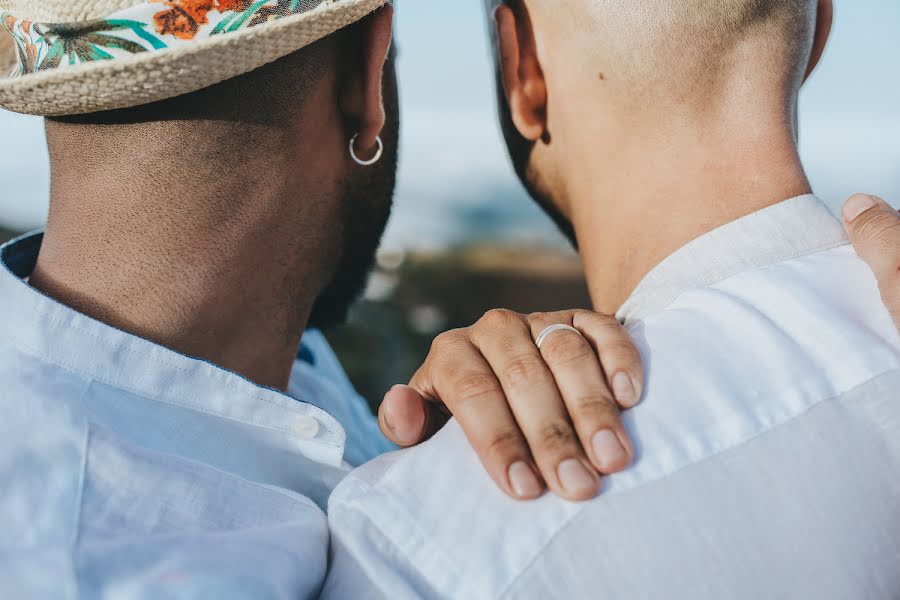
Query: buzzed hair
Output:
[[486, 0, 818, 103]]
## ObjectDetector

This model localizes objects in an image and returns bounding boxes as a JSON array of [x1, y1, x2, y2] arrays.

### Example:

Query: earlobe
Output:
[[804, 0, 833, 81], [339, 4, 393, 154], [496, 5, 547, 142]]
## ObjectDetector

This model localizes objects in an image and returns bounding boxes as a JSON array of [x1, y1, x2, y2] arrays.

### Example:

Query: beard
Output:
[[307, 71, 400, 330], [306, 151, 397, 330], [493, 74, 578, 248]]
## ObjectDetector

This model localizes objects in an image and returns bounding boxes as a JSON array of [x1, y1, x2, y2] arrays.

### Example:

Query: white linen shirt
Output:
[[325, 195, 900, 600], [0, 232, 393, 599]]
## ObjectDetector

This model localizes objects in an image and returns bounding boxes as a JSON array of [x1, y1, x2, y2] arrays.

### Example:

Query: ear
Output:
[[495, 3, 547, 142], [804, 0, 833, 81], [340, 4, 394, 157]]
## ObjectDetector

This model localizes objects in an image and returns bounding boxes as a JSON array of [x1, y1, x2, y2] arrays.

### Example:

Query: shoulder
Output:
[[328, 245, 900, 598], [632, 244, 900, 406]]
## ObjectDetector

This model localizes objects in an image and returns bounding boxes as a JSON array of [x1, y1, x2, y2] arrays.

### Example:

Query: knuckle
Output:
[[572, 394, 620, 421], [540, 334, 594, 366], [430, 329, 466, 353], [453, 372, 503, 405], [575, 310, 620, 328], [528, 311, 554, 324], [536, 420, 578, 451], [479, 308, 520, 329], [857, 212, 900, 244], [502, 354, 548, 387], [486, 429, 525, 458], [598, 340, 640, 362]]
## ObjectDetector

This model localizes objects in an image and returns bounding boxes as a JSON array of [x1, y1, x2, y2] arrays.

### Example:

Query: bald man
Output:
[[324, 1, 900, 598]]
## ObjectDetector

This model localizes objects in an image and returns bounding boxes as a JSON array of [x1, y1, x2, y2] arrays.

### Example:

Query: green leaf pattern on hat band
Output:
[[1, 0, 337, 78]]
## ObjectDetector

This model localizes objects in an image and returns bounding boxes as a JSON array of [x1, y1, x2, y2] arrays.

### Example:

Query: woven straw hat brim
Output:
[[0, 0, 387, 117]]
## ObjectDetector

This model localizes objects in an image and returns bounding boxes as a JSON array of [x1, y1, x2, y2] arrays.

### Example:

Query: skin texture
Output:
[[381, 309, 645, 501], [491, 0, 832, 314], [30, 6, 398, 390], [18, 0, 896, 504], [21, 3, 645, 501], [382, 0, 900, 501]]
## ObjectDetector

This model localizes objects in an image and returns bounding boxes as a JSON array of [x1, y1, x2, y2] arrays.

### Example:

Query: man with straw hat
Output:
[[0, 0, 663, 595], [1, 1, 898, 597]]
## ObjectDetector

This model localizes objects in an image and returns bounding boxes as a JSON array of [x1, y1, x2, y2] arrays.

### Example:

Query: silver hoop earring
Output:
[[349, 133, 384, 166]]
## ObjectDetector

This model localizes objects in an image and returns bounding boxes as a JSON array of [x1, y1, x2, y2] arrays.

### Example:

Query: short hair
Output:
[[483, 0, 817, 100]]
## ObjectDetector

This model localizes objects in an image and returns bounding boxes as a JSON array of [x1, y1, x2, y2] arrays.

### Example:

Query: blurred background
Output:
[[1, 1, 898, 405]]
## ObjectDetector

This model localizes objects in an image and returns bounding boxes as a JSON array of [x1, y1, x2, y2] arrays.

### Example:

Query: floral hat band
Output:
[[3, 0, 335, 77], [0, 0, 388, 116]]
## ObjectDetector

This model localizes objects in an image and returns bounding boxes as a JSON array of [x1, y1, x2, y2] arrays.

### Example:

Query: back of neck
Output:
[[31, 125, 329, 390], [570, 115, 811, 314]]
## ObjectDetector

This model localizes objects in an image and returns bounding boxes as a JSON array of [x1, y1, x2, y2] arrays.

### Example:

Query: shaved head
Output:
[[541, 0, 815, 102], [488, 0, 817, 108], [484, 0, 823, 244]]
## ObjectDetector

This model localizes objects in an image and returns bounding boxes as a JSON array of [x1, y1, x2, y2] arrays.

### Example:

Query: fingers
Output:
[[842, 194, 900, 329], [470, 310, 600, 501], [378, 385, 430, 447], [529, 312, 635, 476], [404, 328, 545, 500], [386, 308, 645, 503]]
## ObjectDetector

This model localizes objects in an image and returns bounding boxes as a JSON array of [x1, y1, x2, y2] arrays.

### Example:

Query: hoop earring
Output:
[[349, 133, 384, 166]]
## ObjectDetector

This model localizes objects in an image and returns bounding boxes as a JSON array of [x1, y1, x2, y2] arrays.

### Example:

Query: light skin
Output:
[[22, 1, 898, 506], [380, 0, 900, 502], [380, 193, 900, 503], [842, 194, 900, 329], [24, 5, 642, 503], [492, 0, 834, 313]]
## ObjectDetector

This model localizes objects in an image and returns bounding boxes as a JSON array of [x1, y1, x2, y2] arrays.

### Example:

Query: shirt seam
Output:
[[496, 367, 900, 599], [623, 239, 850, 327], [330, 476, 466, 592], [85, 420, 328, 516], [0, 239, 344, 440], [33, 309, 341, 436], [8, 338, 344, 453], [68, 382, 90, 600]]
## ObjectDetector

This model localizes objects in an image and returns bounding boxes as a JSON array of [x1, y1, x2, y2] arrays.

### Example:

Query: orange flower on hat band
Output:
[[152, 0, 255, 40]]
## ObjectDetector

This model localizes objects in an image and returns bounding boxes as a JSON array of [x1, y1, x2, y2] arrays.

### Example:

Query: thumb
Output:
[[379, 385, 428, 447], [842, 193, 900, 328]]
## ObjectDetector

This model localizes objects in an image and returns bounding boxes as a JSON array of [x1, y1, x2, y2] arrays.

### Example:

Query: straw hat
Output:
[[0, 0, 387, 116]]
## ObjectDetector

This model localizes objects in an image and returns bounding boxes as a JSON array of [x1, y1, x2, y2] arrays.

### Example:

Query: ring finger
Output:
[[528, 311, 634, 475], [470, 310, 600, 501]]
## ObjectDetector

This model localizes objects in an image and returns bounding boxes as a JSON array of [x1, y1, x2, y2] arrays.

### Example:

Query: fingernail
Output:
[[612, 372, 637, 407], [508, 462, 542, 498], [383, 386, 423, 446], [557, 458, 598, 498], [381, 401, 396, 434], [592, 429, 629, 471], [843, 194, 877, 223]]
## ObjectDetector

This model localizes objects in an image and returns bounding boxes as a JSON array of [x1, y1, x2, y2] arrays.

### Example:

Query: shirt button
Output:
[[293, 416, 320, 439]]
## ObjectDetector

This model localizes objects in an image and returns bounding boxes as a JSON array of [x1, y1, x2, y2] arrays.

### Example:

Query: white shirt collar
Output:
[[0, 232, 347, 467], [616, 194, 849, 324]]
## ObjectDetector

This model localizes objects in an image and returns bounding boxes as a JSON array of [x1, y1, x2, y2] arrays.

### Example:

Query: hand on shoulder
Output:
[[842, 194, 900, 329]]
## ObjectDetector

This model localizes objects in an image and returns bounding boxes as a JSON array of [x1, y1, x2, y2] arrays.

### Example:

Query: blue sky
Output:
[[1, 0, 898, 249]]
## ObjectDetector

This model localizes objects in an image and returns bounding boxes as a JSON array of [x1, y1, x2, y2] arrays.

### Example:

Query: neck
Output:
[[31, 132, 334, 390], [568, 111, 810, 314]]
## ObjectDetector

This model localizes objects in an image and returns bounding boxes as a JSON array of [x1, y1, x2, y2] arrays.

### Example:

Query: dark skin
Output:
[[22, 3, 899, 505], [31, 8, 398, 391], [24, 5, 645, 503]]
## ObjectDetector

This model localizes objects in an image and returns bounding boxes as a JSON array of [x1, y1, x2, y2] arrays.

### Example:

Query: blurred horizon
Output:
[[1, 0, 898, 245]]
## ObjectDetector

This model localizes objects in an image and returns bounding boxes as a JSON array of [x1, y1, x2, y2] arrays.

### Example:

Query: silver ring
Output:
[[535, 324, 583, 349], [349, 134, 384, 166]]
